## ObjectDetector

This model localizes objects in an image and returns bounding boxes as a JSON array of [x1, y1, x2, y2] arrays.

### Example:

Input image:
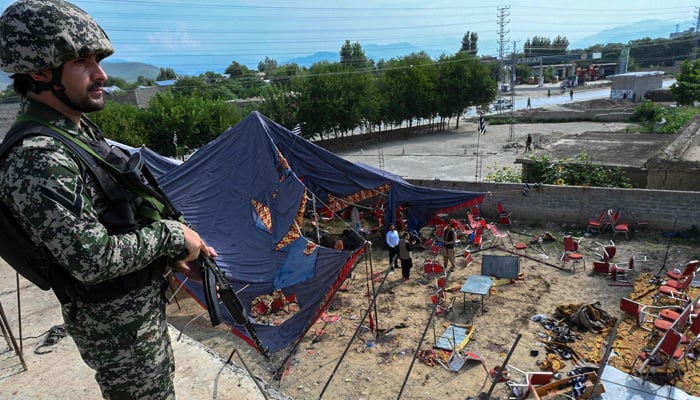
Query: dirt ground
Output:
[[166, 223, 700, 400], [3, 94, 698, 400], [162, 105, 700, 400]]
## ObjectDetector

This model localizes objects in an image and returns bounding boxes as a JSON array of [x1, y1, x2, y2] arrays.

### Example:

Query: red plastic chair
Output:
[[496, 201, 512, 226], [611, 210, 630, 240], [561, 236, 585, 272], [654, 272, 695, 306], [632, 329, 683, 385], [586, 210, 608, 234], [667, 260, 699, 282]]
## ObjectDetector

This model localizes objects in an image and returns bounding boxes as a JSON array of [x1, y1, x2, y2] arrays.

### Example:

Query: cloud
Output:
[[148, 22, 202, 51]]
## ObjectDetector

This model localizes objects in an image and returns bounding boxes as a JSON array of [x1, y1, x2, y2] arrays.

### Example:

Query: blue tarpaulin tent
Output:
[[263, 114, 485, 230], [148, 112, 483, 354]]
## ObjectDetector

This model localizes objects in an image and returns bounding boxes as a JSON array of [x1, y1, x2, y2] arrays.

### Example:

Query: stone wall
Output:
[[408, 179, 700, 232], [646, 114, 700, 190]]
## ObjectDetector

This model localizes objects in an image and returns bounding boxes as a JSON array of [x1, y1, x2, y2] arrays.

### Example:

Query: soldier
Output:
[[0, 1, 215, 398]]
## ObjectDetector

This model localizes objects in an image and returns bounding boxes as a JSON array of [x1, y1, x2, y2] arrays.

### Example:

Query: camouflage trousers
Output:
[[63, 281, 175, 400]]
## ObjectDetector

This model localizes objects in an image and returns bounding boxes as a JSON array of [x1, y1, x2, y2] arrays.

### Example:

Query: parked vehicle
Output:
[[492, 99, 513, 111], [560, 79, 578, 88]]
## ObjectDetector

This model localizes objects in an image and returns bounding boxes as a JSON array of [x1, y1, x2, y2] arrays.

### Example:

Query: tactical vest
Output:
[[0, 118, 169, 306]]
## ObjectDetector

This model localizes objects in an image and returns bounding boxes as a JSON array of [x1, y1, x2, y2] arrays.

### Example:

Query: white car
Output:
[[492, 99, 513, 111]]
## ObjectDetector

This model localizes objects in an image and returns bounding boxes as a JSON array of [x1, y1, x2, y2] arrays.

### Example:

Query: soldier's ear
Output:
[[29, 70, 52, 83]]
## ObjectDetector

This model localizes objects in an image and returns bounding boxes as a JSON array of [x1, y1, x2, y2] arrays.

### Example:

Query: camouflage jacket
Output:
[[0, 100, 185, 288]]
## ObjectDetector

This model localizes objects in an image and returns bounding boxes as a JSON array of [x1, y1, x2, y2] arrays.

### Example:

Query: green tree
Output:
[[525, 36, 568, 55], [340, 40, 372, 69], [293, 61, 375, 139], [377, 52, 436, 127], [136, 75, 155, 86], [258, 84, 299, 129], [515, 63, 532, 84], [267, 63, 301, 88], [527, 153, 632, 188], [156, 67, 177, 81], [434, 52, 494, 128], [172, 75, 239, 100], [104, 76, 129, 89], [671, 59, 700, 105], [459, 31, 478, 55], [144, 92, 242, 156], [257, 56, 278, 75], [225, 61, 250, 79], [92, 101, 147, 146], [552, 36, 569, 54]]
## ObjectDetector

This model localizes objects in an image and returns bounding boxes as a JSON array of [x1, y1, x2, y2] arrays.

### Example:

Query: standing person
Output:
[[442, 223, 457, 272], [547, 89, 551, 98], [525, 134, 533, 152], [350, 205, 362, 236], [570, 88, 574, 101], [385, 223, 400, 272], [526, 97, 531, 109], [0, 1, 215, 398], [398, 232, 413, 280]]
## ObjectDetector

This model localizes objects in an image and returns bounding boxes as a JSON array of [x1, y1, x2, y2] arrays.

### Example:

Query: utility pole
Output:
[[692, 7, 700, 60], [496, 5, 511, 101], [510, 41, 517, 143]]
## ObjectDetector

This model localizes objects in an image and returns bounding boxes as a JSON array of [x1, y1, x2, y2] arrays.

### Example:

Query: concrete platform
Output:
[[0, 259, 289, 400]]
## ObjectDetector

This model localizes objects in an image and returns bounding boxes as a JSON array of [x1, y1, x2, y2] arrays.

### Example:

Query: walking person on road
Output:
[[570, 88, 574, 101]]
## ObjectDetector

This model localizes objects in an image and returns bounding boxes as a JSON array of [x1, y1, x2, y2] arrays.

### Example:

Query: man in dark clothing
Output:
[[442, 224, 457, 272], [398, 232, 413, 280]]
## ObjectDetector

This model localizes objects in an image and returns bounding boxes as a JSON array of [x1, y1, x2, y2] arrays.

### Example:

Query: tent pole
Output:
[[319, 252, 390, 399], [397, 266, 456, 399], [367, 244, 380, 337], [655, 217, 677, 277], [483, 333, 522, 398], [313, 196, 320, 244]]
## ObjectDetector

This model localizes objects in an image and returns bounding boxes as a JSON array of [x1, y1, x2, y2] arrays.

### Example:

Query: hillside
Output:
[[0, 61, 160, 87], [101, 61, 161, 82]]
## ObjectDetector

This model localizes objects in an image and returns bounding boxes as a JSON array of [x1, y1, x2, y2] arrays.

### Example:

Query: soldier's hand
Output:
[[176, 224, 218, 282]]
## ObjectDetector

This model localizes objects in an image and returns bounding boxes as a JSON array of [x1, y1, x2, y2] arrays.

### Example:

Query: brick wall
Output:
[[408, 179, 700, 232]]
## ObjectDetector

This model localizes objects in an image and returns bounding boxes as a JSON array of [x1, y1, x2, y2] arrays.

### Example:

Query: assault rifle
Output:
[[140, 166, 270, 359]]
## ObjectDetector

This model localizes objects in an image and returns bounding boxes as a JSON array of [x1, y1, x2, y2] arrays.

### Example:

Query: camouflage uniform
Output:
[[0, 100, 186, 399], [0, 2, 187, 398]]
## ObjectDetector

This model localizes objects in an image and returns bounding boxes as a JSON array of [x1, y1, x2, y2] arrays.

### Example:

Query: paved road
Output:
[[480, 78, 675, 115]]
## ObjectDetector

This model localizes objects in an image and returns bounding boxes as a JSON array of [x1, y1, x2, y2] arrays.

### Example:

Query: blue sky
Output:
[[27, 0, 700, 74]]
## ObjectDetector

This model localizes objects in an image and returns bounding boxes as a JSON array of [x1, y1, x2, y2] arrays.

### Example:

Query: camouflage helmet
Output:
[[0, 0, 114, 73]]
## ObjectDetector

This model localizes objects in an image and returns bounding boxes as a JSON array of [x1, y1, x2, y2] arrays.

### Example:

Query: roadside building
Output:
[[609, 71, 664, 102]]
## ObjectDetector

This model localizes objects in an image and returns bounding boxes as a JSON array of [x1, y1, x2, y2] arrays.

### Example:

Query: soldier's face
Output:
[[61, 54, 108, 112]]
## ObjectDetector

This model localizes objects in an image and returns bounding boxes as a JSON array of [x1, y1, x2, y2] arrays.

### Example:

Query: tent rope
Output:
[[318, 243, 386, 399]]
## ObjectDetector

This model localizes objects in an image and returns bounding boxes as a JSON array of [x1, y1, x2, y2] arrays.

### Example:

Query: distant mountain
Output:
[[284, 51, 339, 66], [571, 19, 695, 49], [101, 61, 160, 83], [283, 42, 452, 67], [0, 61, 160, 87]]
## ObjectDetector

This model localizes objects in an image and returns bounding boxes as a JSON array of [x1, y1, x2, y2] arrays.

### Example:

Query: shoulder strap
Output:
[[10, 116, 166, 221]]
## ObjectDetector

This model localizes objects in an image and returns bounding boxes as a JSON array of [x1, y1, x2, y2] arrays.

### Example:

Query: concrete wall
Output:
[[523, 110, 634, 123], [407, 179, 700, 232]]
